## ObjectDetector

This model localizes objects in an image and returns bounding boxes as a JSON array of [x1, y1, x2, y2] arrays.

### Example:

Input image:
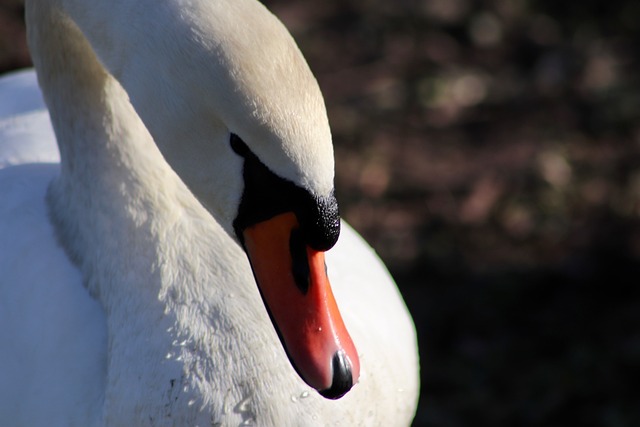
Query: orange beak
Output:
[[242, 212, 360, 399]]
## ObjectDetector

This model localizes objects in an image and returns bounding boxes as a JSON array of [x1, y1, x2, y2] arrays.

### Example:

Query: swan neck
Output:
[[27, 1, 161, 187]]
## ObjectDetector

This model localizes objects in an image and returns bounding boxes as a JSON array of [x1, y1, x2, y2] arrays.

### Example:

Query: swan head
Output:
[[111, 0, 360, 398], [229, 134, 358, 400]]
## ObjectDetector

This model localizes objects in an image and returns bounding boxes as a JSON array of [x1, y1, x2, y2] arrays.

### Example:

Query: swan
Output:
[[0, 0, 419, 425]]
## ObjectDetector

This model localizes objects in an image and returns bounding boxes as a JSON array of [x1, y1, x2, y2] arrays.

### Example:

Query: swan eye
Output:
[[230, 133, 250, 157]]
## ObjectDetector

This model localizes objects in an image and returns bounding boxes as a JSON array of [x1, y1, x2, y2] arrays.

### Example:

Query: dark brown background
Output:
[[2, 0, 639, 425]]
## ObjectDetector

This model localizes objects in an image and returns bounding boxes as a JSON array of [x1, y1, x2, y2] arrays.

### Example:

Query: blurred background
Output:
[[2, 0, 639, 425]]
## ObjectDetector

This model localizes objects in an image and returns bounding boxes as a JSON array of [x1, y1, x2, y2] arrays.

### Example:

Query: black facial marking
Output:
[[299, 190, 341, 251], [231, 134, 340, 250]]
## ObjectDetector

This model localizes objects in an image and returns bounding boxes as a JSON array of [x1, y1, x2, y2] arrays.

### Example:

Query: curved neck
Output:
[[26, 0, 245, 231], [26, 1, 162, 192], [24, 5, 278, 422]]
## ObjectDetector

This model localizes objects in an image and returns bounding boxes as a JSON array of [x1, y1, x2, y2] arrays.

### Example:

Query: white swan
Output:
[[0, 0, 419, 425]]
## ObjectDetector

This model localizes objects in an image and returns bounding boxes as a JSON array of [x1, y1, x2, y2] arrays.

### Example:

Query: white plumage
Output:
[[0, 0, 419, 425]]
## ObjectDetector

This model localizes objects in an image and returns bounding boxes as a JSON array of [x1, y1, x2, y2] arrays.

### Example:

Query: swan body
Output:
[[0, 0, 419, 425]]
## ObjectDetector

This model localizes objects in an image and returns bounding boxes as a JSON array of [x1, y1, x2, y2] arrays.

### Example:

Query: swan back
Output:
[[0, 70, 58, 168]]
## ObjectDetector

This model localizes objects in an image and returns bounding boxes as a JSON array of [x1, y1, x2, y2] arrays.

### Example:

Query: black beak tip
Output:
[[319, 350, 354, 400]]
